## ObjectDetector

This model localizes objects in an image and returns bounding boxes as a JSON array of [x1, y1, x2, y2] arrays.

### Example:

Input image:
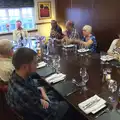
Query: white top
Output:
[[0, 58, 14, 82], [107, 39, 119, 54]]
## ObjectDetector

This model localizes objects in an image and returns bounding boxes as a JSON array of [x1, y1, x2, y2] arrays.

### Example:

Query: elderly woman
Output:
[[80, 25, 97, 52], [0, 39, 14, 84], [107, 34, 120, 60]]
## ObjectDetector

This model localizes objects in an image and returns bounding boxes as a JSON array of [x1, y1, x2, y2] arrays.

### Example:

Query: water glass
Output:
[[108, 80, 117, 102], [80, 67, 87, 77], [52, 55, 61, 73]]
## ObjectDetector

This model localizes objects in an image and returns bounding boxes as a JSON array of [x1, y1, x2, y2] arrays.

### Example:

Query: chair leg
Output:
[[0, 92, 4, 114]]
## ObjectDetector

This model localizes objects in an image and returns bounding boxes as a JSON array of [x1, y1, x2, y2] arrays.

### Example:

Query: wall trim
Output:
[[0, 29, 38, 36], [35, 22, 51, 25]]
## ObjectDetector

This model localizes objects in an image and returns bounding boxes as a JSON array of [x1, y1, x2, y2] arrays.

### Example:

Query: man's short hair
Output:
[[0, 39, 13, 55], [12, 48, 37, 70], [16, 20, 22, 23], [66, 20, 74, 27], [51, 20, 57, 24]]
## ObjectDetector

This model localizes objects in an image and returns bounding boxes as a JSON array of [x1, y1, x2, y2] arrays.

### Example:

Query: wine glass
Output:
[[108, 79, 117, 103], [52, 55, 61, 73], [72, 78, 81, 87], [82, 72, 89, 91], [100, 52, 106, 64], [85, 45, 89, 56], [80, 67, 86, 77]]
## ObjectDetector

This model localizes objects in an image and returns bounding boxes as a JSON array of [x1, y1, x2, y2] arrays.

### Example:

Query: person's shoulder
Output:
[[13, 29, 17, 33], [57, 25, 62, 30], [112, 39, 119, 43], [22, 28, 28, 32], [90, 34, 96, 38]]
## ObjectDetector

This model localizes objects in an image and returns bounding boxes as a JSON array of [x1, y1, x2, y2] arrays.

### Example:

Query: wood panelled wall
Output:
[[55, 0, 120, 51]]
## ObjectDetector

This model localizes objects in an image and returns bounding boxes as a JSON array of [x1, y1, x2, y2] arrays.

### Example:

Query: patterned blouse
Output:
[[82, 35, 97, 53]]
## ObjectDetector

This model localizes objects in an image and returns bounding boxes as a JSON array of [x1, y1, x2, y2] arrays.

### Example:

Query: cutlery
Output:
[[83, 99, 101, 110]]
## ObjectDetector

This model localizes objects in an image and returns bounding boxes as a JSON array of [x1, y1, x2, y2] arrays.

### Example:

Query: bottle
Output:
[[117, 86, 120, 110], [118, 87, 120, 102], [102, 70, 107, 83]]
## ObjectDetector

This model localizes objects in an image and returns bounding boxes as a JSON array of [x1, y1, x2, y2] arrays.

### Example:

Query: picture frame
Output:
[[37, 1, 52, 20]]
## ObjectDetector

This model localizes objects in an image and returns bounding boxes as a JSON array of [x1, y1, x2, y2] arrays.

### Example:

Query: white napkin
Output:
[[63, 44, 75, 48], [45, 73, 58, 81], [37, 61, 47, 68], [45, 73, 66, 83], [100, 55, 114, 61], [78, 95, 106, 114], [78, 48, 90, 53]]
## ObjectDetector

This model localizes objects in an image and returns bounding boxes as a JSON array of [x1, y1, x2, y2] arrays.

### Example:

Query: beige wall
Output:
[[34, 0, 56, 37]]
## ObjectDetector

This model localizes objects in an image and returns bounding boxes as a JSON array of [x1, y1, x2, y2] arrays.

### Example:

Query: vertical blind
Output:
[[0, 0, 34, 8]]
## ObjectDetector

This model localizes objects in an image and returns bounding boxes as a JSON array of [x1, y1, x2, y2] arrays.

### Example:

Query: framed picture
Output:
[[38, 1, 52, 20]]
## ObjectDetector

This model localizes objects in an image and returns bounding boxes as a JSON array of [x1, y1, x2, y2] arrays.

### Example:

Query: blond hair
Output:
[[83, 25, 92, 33], [0, 39, 13, 55]]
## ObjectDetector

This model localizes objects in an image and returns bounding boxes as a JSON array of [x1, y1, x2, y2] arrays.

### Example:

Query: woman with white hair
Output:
[[0, 39, 14, 84], [80, 25, 97, 52], [63, 25, 97, 52]]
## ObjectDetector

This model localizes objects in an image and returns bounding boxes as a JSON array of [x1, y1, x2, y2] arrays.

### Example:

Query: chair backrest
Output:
[[0, 84, 8, 93]]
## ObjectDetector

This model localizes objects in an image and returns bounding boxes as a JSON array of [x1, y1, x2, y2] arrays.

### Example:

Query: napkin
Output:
[[63, 44, 75, 48], [45, 73, 66, 84], [78, 95, 106, 114], [100, 55, 114, 62], [37, 61, 47, 69], [78, 48, 90, 53]]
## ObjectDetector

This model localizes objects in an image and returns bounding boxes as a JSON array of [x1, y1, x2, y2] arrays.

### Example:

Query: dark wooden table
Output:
[[50, 46, 120, 120]]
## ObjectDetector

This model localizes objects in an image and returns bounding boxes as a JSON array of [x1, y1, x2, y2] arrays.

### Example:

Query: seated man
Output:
[[6, 47, 68, 120], [50, 20, 63, 39], [0, 39, 14, 84], [107, 34, 120, 60], [63, 20, 80, 40], [13, 20, 28, 46]]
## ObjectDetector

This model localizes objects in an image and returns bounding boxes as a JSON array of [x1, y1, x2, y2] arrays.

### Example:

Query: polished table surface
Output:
[[40, 46, 120, 120]]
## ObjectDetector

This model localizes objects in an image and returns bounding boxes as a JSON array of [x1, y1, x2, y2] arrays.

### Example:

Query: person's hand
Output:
[[40, 99, 49, 109], [51, 30, 57, 37], [79, 40, 84, 45], [39, 87, 49, 101], [62, 36, 69, 44]]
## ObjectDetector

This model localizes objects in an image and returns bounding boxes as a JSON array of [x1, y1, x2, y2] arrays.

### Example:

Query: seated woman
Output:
[[80, 25, 97, 53], [0, 39, 14, 84], [107, 34, 120, 60]]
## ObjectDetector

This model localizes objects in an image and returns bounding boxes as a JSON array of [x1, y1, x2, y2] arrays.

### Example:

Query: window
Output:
[[0, 7, 35, 33]]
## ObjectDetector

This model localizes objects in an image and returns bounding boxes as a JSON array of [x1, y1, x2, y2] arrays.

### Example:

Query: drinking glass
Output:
[[72, 78, 81, 87], [100, 51, 106, 64], [108, 80, 117, 102], [85, 45, 89, 56], [52, 55, 61, 73], [80, 67, 87, 77]]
